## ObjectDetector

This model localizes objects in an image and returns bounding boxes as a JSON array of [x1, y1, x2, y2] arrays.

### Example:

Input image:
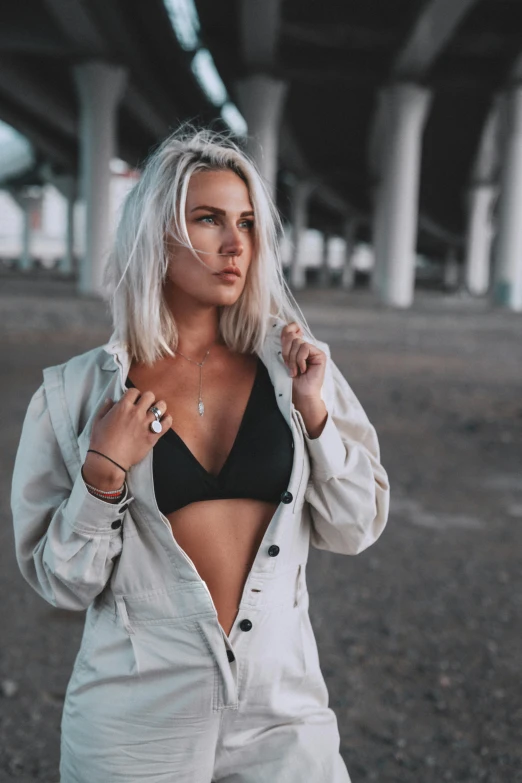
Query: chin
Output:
[[215, 285, 245, 304], [215, 292, 243, 307]]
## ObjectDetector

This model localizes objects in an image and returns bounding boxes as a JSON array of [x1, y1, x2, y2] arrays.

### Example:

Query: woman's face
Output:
[[165, 168, 255, 307]]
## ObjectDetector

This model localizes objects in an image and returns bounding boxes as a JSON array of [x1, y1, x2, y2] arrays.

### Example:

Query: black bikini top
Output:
[[125, 356, 294, 515]]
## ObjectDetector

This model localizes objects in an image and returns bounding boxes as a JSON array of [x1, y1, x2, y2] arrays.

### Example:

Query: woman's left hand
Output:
[[281, 322, 326, 403]]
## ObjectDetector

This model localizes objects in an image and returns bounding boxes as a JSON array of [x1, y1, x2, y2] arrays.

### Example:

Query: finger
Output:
[[134, 390, 157, 413], [287, 339, 306, 376], [281, 322, 301, 344], [295, 342, 310, 374], [120, 388, 142, 406], [281, 331, 297, 362], [146, 399, 168, 419], [281, 323, 303, 360], [157, 414, 173, 437], [94, 398, 115, 421], [303, 343, 326, 365]]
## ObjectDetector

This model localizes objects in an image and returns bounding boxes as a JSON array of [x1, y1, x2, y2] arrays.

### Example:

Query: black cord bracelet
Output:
[[87, 449, 128, 474]]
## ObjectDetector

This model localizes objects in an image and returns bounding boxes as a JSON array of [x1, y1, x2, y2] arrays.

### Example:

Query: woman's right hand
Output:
[[82, 389, 173, 489]]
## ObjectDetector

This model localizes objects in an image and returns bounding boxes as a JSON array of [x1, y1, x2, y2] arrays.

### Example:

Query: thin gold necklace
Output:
[[174, 346, 213, 416]]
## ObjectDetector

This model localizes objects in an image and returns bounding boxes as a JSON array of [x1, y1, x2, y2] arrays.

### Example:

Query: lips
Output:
[[216, 266, 241, 277]]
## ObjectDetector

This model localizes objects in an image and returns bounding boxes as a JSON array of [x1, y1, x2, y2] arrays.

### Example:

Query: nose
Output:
[[220, 225, 243, 258]]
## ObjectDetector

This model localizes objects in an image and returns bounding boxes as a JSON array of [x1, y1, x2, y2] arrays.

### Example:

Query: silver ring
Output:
[[148, 405, 162, 421], [148, 405, 163, 434]]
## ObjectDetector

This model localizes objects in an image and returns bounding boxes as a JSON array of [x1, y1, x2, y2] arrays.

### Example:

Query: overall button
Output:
[[280, 490, 293, 504], [239, 619, 253, 632], [226, 649, 235, 663], [268, 545, 280, 557], [119, 503, 129, 513], [110, 520, 122, 530]]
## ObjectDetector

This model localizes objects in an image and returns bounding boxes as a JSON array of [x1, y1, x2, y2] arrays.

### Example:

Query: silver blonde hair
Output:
[[105, 124, 314, 365]]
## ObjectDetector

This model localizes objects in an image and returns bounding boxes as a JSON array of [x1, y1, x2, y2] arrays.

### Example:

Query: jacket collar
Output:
[[100, 314, 331, 428]]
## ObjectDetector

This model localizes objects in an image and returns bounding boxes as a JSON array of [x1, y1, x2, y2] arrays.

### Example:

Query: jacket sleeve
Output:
[[296, 354, 390, 555], [11, 383, 131, 611]]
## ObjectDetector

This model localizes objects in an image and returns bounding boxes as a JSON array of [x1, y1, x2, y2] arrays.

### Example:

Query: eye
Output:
[[197, 215, 217, 225], [239, 219, 255, 230]]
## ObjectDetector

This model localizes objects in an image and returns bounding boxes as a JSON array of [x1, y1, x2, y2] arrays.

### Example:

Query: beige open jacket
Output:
[[11, 315, 390, 612]]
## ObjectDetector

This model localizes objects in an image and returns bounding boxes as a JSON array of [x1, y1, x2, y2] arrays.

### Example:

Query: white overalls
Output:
[[11, 315, 390, 782]]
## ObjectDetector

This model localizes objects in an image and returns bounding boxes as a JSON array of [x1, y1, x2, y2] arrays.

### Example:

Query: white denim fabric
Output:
[[11, 315, 390, 782]]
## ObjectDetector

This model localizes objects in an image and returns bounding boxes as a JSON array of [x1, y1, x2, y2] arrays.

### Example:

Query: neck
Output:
[[166, 290, 222, 358]]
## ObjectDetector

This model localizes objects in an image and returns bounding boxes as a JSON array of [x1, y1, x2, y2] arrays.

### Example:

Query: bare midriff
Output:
[[128, 346, 281, 637], [165, 498, 278, 636]]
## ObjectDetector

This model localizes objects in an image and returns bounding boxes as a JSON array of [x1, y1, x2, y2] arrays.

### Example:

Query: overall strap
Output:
[[42, 364, 82, 482]]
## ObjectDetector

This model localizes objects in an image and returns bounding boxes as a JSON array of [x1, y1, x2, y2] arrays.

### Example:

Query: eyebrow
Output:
[[190, 205, 255, 217]]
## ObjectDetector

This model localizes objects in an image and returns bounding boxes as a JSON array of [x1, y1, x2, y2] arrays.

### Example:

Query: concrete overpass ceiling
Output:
[[0, 3, 71, 56], [0, 0, 235, 176], [195, 0, 431, 232], [420, 0, 522, 236], [2, 0, 522, 250], [195, 0, 522, 250], [198, 0, 480, 244]]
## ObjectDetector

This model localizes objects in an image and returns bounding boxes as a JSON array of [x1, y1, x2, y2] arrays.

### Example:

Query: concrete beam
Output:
[[370, 0, 479, 183], [0, 100, 74, 168], [279, 123, 360, 221], [45, 0, 170, 141], [44, 0, 107, 56], [393, 0, 479, 79], [418, 213, 463, 248], [239, 0, 282, 71], [0, 58, 76, 137]]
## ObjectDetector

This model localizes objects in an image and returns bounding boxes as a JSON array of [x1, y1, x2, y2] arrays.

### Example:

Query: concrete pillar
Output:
[[9, 190, 41, 272], [288, 180, 314, 290], [375, 83, 431, 308], [443, 247, 461, 290], [464, 184, 496, 296], [44, 172, 77, 275], [235, 74, 287, 196], [20, 197, 35, 271], [319, 233, 330, 288], [371, 182, 385, 294], [74, 61, 127, 297], [341, 217, 357, 290], [61, 193, 75, 275], [493, 85, 522, 311]]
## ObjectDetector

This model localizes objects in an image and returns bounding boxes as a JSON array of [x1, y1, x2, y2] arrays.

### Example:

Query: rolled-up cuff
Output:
[[294, 408, 347, 481], [65, 471, 132, 535]]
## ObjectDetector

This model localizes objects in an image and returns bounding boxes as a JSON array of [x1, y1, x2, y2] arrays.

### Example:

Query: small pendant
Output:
[[198, 400, 205, 416]]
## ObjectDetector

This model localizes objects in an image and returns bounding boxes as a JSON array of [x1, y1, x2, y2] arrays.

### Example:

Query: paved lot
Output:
[[1, 277, 521, 782]]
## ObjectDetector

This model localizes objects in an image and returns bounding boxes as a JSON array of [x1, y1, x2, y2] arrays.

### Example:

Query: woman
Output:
[[11, 128, 390, 782]]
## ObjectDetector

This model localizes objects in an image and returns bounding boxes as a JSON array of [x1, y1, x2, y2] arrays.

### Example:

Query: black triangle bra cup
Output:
[[125, 355, 294, 515]]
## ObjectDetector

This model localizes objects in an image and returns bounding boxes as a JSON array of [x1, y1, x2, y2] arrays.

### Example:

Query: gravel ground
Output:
[[1, 276, 521, 782]]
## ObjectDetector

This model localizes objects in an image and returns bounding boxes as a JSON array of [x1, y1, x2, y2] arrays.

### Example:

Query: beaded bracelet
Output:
[[85, 483, 126, 503], [81, 463, 126, 503], [84, 481, 125, 498]]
